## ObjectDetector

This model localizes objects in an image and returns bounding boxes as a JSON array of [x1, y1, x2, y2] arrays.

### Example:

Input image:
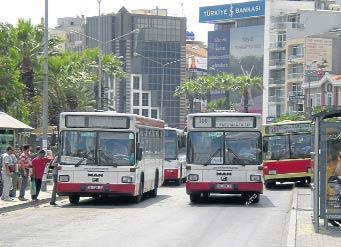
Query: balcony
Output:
[[269, 95, 285, 102], [270, 42, 286, 50], [288, 54, 304, 60], [270, 22, 287, 30], [287, 73, 303, 80], [269, 59, 286, 69], [269, 77, 285, 86]]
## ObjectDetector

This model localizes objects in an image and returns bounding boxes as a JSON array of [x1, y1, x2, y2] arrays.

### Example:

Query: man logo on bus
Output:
[[88, 173, 104, 177]]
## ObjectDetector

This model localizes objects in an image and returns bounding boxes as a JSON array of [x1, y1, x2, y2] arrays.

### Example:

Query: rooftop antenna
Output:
[[181, 2, 184, 17]]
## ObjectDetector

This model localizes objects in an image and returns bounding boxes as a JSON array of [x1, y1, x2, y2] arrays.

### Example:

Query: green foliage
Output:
[[0, 20, 125, 127], [274, 114, 306, 123]]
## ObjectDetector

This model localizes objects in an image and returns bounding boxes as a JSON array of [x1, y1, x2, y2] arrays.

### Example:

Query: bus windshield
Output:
[[187, 131, 261, 165], [264, 133, 311, 160], [165, 130, 177, 160], [60, 131, 135, 166]]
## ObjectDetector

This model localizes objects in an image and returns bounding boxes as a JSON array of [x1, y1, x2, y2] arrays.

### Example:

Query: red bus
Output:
[[263, 121, 313, 188]]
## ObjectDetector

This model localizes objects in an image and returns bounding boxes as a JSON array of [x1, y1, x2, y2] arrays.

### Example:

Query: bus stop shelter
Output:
[[312, 109, 341, 232], [0, 112, 33, 153]]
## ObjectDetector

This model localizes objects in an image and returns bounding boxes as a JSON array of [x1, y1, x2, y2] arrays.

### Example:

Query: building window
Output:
[[151, 109, 158, 119], [338, 90, 341, 106], [133, 109, 140, 115], [292, 83, 301, 93], [142, 109, 149, 117], [133, 93, 139, 106], [142, 93, 149, 106], [133, 76, 140, 90]]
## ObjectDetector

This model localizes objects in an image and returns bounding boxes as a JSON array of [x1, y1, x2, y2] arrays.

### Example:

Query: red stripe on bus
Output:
[[186, 182, 263, 194], [57, 183, 135, 195], [164, 169, 179, 180], [263, 159, 312, 175]]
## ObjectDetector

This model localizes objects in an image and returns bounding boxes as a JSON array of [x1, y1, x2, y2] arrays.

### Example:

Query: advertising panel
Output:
[[229, 25, 264, 114], [199, 0, 265, 23], [207, 31, 230, 73], [305, 37, 333, 72], [321, 122, 341, 219]]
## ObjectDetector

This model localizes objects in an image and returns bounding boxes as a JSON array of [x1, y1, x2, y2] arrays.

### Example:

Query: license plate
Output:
[[216, 184, 232, 189], [87, 185, 103, 190], [269, 170, 277, 175]]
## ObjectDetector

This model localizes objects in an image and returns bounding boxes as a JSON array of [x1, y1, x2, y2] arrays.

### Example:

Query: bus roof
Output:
[[264, 120, 311, 135], [60, 111, 165, 129], [188, 112, 261, 118]]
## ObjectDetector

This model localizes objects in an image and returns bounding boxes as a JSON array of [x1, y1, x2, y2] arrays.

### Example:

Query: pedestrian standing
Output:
[[18, 145, 31, 201], [31, 150, 52, 201], [9, 150, 19, 198], [1, 146, 14, 201], [50, 156, 58, 206]]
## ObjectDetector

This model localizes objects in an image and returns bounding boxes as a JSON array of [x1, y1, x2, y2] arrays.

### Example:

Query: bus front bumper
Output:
[[57, 183, 136, 196], [186, 182, 263, 194]]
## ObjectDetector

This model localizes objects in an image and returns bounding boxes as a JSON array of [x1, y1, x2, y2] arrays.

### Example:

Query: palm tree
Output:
[[11, 19, 44, 100], [215, 73, 235, 110], [234, 75, 262, 113]]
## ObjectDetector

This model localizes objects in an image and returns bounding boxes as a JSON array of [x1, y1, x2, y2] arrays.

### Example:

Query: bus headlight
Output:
[[122, 176, 133, 183], [250, 175, 261, 182], [188, 174, 199, 181], [59, 175, 70, 182]]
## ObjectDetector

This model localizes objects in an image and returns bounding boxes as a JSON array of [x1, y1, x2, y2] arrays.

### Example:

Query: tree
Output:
[[233, 75, 262, 113]]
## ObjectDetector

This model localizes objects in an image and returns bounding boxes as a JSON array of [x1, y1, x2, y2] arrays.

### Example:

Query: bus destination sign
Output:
[[66, 115, 129, 129], [266, 123, 311, 134], [194, 116, 255, 128]]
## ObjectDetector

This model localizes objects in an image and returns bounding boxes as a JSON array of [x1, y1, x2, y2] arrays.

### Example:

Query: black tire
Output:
[[306, 177, 312, 184], [133, 180, 144, 203], [202, 192, 210, 201], [150, 171, 159, 198], [265, 181, 275, 189], [253, 193, 260, 203], [190, 194, 201, 203], [69, 195, 80, 205]]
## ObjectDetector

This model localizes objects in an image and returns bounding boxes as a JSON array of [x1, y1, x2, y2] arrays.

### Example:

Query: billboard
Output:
[[207, 31, 230, 73], [305, 37, 333, 72], [321, 122, 341, 220], [188, 56, 207, 70], [228, 25, 264, 114], [199, 0, 265, 23]]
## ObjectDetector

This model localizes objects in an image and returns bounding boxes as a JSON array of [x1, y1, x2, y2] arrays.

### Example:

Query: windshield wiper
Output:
[[204, 148, 222, 166], [75, 157, 87, 167], [225, 146, 243, 164]]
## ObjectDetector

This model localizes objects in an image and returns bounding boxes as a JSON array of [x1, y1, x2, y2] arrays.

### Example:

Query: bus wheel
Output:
[[190, 194, 201, 203], [252, 193, 260, 203], [133, 181, 144, 203], [202, 192, 210, 201], [69, 195, 80, 205], [306, 177, 312, 184], [265, 181, 275, 189], [150, 172, 159, 198]]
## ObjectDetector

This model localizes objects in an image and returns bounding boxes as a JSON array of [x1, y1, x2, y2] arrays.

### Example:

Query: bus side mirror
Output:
[[136, 144, 142, 161], [263, 142, 268, 153]]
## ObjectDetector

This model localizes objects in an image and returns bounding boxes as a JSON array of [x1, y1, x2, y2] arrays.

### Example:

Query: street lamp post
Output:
[[134, 52, 190, 120], [97, 0, 102, 110], [42, 0, 49, 150], [70, 29, 139, 109]]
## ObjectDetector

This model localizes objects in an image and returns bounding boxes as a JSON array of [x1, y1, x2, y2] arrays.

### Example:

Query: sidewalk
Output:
[[292, 187, 341, 247], [0, 183, 65, 214]]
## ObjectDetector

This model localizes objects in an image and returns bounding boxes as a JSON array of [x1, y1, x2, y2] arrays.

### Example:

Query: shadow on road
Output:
[[188, 194, 275, 208], [61, 194, 171, 209], [162, 182, 186, 187], [266, 183, 295, 191]]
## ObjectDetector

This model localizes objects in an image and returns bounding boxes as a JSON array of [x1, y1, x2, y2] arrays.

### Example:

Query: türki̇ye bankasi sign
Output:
[[199, 0, 265, 23]]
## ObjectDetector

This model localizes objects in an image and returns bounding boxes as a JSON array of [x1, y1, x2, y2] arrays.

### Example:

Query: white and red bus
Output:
[[163, 127, 186, 185], [186, 112, 263, 203], [263, 121, 313, 188], [57, 111, 164, 204]]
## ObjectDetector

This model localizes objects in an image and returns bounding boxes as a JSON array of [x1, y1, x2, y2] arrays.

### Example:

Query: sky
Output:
[[0, 0, 247, 43]]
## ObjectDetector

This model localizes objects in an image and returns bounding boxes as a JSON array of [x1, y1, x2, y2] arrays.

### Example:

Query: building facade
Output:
[[263, 0, 341, 123], [85, 7, 187, 128], [199, 0, 265, 114]]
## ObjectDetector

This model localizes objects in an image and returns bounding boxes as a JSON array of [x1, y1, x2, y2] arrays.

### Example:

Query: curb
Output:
[[286, 187, 298, 247], [0, 196, 67, 214]]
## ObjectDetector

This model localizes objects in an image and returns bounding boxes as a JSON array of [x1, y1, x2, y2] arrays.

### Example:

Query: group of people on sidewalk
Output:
[[0, 145, 59, 206]]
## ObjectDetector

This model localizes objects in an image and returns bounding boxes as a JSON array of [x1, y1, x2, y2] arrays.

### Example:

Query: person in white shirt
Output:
[[1, 146, 14, 201]]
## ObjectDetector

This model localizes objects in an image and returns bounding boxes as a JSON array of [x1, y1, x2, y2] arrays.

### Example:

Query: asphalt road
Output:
[[0, 183, 295, 247]]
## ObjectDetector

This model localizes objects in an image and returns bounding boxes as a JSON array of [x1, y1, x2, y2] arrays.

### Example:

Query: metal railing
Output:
[[288, 73, 304, 80], [269, 77, 285, 85], [269, 59, 286, 67], [288, 54, 304, 60], [270, 42, 287, 50]]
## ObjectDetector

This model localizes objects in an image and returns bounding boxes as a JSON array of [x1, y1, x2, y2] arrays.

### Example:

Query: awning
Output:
[[0, 112, 33, 130]]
